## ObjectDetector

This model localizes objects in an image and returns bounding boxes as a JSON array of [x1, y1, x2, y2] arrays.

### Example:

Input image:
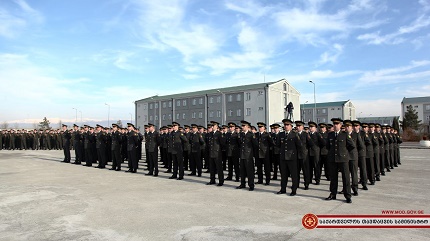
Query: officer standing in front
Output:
[[206, 121, 225, 186], [236, 120, 257, 191], [62, 124, 71, 163], [126, 123, 139, 173]]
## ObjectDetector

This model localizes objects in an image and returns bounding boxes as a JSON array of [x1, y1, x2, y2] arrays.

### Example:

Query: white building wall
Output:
[[243, 89, 266, 126]]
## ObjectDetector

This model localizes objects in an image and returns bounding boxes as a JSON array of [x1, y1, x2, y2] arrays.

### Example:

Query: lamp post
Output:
[[129, 113, 133, 125], [79, 111, 82, 125], [309, 80, 316, 122], [105, 103, 110, 127], [72, 108, 77, 123]]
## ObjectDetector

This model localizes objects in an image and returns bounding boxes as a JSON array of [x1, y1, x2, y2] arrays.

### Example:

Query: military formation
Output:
[[0, 118, 403, 203]]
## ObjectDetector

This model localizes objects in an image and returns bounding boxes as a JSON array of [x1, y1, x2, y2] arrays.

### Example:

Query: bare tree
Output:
[[0, 121, 9, 129]]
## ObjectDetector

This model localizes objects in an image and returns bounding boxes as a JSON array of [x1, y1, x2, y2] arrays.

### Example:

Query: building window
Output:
[[237, 109, 241, 117], [138, 115, 141, 119], [317, 118, 320, 123], [155, 115, 158, 121], [414, 105, 418, 108], [308, 110, 312, 114], [149, 103, 153, 109], [317, 109, 320, 114], [177, 101, 180, 107], [144, 115, 147, 121], [322, 109, 326, 114], [192, 112, 196, 119], [426, 115, 430, 120], [149, 116, 153, 121], [138, 104, 140, 108], [228, 110, 233, 116], [217, 96, 221, 103], [322, 118, 326, 122], [331, 108, 334, 110], [209, 111, 214, 118], [169, 101, 172, 108], [182, 113, 186, 119], [284, 93, 287, 106], [199, 98, 203, 104], [217, 110, 221, 117], [209, 97, 214, 104], [162, 114, 166, 120], [283, 83, 287, 91], [338, 108, 340, 110], [155, 103, 158, 109], [237, 94, 241, 101], [168, 114, 172, 120], [246, 108, 251, 116], [199, 112, 203, 119], [163, 102, 166, 108], [258, 91, 263, 95], [183, 100, 187, 106], [143, 104, 147, 110], [426, 105, 430, 111], [258, 107, 263, 111], [228, 95, 233, 102], [193, 99, 197, 105], [245, 92, 251, 101]]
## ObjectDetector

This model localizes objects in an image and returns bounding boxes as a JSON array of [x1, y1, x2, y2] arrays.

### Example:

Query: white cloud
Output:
[[199, 51, 269, 75], [0, 0, 43, 38], [93, 50, 138, 70], [224, 0, 271, 18], [319, 43, 344, 64]]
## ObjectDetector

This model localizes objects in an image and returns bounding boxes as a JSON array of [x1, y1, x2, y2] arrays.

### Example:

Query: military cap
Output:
[[294, 120, 304, 126], [235, 125, 242, 130], [191, 124, 198, 128], [281, 119, 293, 125], [198, 125, 204, 129], [308, 121, 317, 127], [184, 125, 190, 129], [171, 122, 179, 126], [222, 125, 228, 129], [381, 125, 387, 129], [386, 125, 391, 128], [126, 123, 134, 128], [89, 126, 94, 130], [375, 123, 381, 128], [147, 123, 154, 127], [251, 126, 257, 131], [271, 123, 281, 128], [62, 124, 68, 128], [161, 126, 167, 130], [368, 123, 375, 128], [240, 120, 251, 126], [318, 123, 327, 128], [343, 120, 352, 126], [331, 118, 343, 124], [228, 122, 236, 127], [144, 124, 149, 128], [179, 126, 183, 130], [167, 125, 173, 128], [207, 123, 213, 128], [362, 123, 369, 128], [210, 121, 220, 126], [73, 124, 78, 127], [327, 123, 333, 128], [257, 122, 266, 127], [96, 124, 103, 128], [352, 120, 361, 126], [112, 123, 118, 128], [304, 126, 309, 131]]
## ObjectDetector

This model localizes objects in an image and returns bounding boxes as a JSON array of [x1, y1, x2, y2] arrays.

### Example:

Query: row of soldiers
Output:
[[0, 129, 65, 150]]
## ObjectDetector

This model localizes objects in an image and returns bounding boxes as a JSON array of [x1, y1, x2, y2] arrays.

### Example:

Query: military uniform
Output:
[[146, 124, 160, 176], [308, 122, 326, 185], [236, 121, 257, 191], [189, 124, 205, 176], [255, 122, 274, 185], [110, 124, 123, 171], [170, 122, 188, 180], [207, 122, 225, 186], [62, 125, 72, 162], [225, 123, 240, 181], [126, 123, 139, 173]]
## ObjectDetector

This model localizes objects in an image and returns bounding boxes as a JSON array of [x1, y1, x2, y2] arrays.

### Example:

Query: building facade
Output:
[[134, 79, 300, 130], [301, 100, 356, 123], [401, 96, 430, 125]]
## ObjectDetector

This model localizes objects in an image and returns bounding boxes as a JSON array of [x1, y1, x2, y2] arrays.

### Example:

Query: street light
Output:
[[79, 111, 82, 125], [309, 80, 316, 122], [72, 108, 77, 123], [105, 103, 110, 127], [129, 113, 133, 125]]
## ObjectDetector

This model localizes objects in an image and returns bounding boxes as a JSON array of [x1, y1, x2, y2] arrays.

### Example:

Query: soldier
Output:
[[62, 125, 71, 163], [325, 118, 355, 203], [160, 126, 168, 168], [276, 119, 302, 196], [295, 121, 312, 190], [318, 123, 330, 180], [381, 126, 390, 174], [225, 122, 240, 182], [143, 125, 149, 170], [394, 129, 402, 165], [145, 123, 160, 176], [110, 124, 122, 171], [204, 124, 213, 173], [255, 122, 274, 185], [221, 125, 228, 171], [206, 121, 225, 186], [125, 123, 139, 173], [270, 123, 281, 180], [198, 125, 207, 173], [364, 123, 376, 185], [72, 124, 82, 164], [95, 125, 107, 169], [83, 126, 93, 167], [374, 124, 383, 181], [189, 124, 205, 177], [387, 126, 395, 170], [343, 120, 364, 196], [165, 125, 173, 173], [236, 120, 257, 191], [183, 125, 191, 171], [169, 122, 188, 180], [308, 121, 325, 185], [354, 121, 369, 190]]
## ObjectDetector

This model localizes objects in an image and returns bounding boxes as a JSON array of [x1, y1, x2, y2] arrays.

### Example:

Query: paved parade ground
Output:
[[1, 147, 429, 241]]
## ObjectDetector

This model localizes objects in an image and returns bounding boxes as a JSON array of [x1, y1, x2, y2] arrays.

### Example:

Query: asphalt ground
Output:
[[0, 147, 429, 241]]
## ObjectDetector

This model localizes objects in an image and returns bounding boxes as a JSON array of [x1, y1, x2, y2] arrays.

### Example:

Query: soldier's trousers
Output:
[[222, 151, 227, 170], [272, 154, 280, 179], [348, 159, 359, 192], [190, 151, 202, 175], [280, 160, 298, 192], [172, 152, 184, 178], [374, 151, 380, 177], [309, 155, 321, 182], [319, 155, 329, 179], [85, 148, 93, 166], [148, 151, 158, 175], [329, 162, 351, 199], [257, 155, 271, 184], [366, 156, 375, 183], [97, 147, 107, 168], [380, 152, 386, 174], [240, 157, 254, 188], [298, 157, 311, 186], [183, 151, 189, 170], [358, 156, 368, 186], [389, 148, 395, 168], [128, 149, 138, 171], [227, 154, 240, 180], [63, 144, 71, 162], [209, 155, 224, 184], [112, 147, 122, 170], [167, 152, 172, 171], [161, 147, 167, 166]]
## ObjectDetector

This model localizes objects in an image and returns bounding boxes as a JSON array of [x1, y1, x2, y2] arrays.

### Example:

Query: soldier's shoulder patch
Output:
[[134, 133, 138, 136], [181, 133, 184, 136], [348, 135, 351, 138]]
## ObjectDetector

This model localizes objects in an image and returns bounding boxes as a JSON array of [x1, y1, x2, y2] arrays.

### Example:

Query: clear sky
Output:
[[1, 0, 429, 125]]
